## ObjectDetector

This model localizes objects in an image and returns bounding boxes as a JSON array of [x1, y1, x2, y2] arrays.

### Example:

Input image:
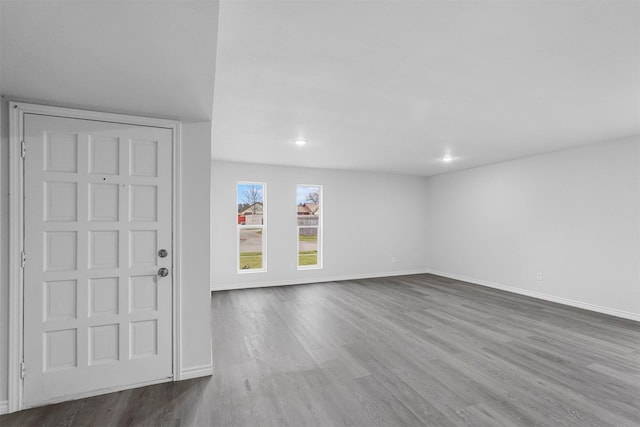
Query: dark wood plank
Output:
[[2, 273, 639, 426]]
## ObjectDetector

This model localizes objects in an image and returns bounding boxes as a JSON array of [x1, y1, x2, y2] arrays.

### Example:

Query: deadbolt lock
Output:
[[158, 249, 168, 258]]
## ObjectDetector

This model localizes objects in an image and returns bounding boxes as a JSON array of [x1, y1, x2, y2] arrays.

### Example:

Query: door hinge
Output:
[[20, 251, 26, 269], [20, 140, 26, 158], [20, 361, 25, 379]]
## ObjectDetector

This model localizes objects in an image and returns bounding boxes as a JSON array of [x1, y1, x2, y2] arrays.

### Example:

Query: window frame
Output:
[[236, 181, 267, 274], [296, 184, 323, 270]]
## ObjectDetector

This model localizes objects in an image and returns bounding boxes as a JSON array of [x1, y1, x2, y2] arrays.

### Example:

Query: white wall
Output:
[[0, 0, 219, 122], [179, 122, 213, 376], [0, 3, 7, 406], [425, 137, 640, 319], [0, 101, 8, 407], [211, 161, 429, 290], [211, 142, 640, 321]]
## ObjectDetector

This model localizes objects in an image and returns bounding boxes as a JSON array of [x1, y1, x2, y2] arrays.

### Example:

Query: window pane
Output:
[[237, 183, 264, 225], [239, 228, 263, 270], [237, 182, 265, 273], [297, 184, 321, 269], [298, 227, 318, 267], [296, 185, 320, 225]]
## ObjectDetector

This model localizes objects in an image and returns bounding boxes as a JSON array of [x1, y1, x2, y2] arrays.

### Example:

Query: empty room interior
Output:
[[0, 0, 639, 426]]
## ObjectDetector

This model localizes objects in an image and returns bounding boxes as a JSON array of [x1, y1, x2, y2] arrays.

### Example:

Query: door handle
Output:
[[158, 268, 169, 278]]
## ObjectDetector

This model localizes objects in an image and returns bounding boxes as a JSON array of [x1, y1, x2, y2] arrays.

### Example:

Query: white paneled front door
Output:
[[22, 114, 173, 407]]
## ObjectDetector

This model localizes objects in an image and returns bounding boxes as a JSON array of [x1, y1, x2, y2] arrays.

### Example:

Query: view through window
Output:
[[297, 185, 322, 269], [237, 182, 266, 272]]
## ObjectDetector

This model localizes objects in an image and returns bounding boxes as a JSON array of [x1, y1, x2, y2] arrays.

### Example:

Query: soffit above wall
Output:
[[1, 0, 219, 121]]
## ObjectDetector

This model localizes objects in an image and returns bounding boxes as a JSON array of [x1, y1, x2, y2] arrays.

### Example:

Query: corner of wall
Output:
[[178, 121, 213, 375], [1, 96, 11, 404], [423, 139, 640, 319]]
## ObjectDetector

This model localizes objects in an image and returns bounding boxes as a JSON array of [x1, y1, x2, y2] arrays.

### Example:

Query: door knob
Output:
[[158, 268, 169, 278], [158, 249, 168, 258]]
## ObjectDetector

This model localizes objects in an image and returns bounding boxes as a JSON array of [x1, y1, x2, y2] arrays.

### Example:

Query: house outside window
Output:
[[237, 182, 266, 272], [297, 184, 322, 269]]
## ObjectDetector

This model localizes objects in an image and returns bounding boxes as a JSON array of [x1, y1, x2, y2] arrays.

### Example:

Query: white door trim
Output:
[[8, 102, 182, 412]]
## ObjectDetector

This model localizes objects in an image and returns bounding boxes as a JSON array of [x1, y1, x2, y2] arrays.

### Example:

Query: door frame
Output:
[[8, 102, 183, 412]]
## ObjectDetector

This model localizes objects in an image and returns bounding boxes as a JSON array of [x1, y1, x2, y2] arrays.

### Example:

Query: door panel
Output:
[[23, 114, 173, 407]]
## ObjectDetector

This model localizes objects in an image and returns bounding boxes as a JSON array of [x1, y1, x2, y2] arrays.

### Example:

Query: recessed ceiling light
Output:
[[442, 154, 453, 162], [295, 139, 307, 146]]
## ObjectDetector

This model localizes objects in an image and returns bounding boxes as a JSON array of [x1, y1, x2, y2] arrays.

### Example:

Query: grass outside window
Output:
[[239, 252, 263, 270]]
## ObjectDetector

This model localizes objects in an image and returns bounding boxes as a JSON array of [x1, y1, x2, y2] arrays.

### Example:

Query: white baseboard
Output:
[[0, 400, 8, 415], [210, 269, 431, 292], [180, 364, 213, 380], [428, 269, 640, 322]]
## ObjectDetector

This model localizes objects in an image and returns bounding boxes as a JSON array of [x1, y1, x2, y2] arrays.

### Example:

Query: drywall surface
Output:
[[1, 2, 7, 404], [211, 161, 429, 290], [425, 137, 640, 318], [1, 99, 9, 405], [179, 122, 213, 374], [0, 0, 219, 122]]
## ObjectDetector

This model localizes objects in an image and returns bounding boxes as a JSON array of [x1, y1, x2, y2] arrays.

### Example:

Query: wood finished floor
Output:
[[2, 273, 639, 426]]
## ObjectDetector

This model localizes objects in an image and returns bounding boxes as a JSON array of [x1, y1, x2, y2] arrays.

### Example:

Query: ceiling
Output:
[[1, 1, 638, 177], [212, 0, 640, 176], [1, 0, 219, 121]]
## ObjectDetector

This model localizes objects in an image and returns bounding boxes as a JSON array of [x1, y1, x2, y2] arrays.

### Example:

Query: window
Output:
[[297, 184, 322, 269], [237, 182, 266, 273]]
